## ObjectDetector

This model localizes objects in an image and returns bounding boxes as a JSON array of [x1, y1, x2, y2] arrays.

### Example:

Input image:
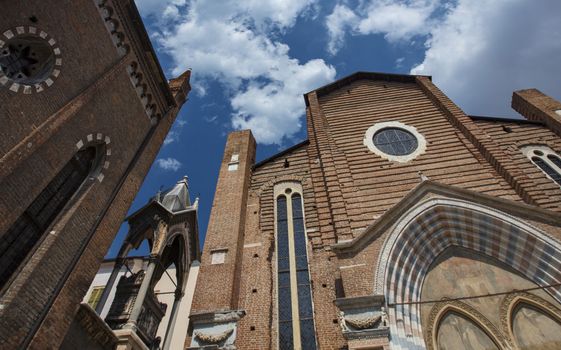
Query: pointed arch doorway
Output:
[[374, 197, 561, 349]]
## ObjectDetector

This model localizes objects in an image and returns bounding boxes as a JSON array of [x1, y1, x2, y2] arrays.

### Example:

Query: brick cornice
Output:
[[415, 76, 538, 205]]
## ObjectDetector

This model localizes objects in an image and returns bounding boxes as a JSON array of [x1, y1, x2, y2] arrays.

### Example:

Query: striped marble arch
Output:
[[374, 197, 561, 350]]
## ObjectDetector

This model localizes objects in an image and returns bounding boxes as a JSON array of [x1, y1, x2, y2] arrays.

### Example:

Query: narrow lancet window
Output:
[[521, 146, 561, 187], [532, 157, 561, 185], [276, 187, 317, 350], [291, 193, 317, 349], [0, 146, 97, 291], [277, 195, 293, 349]]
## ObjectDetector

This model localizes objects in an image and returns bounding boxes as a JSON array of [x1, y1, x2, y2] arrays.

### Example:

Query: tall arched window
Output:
[[275, 184, 317, 350], [521, 146, 561, 186], [0, 146, 99, 291]]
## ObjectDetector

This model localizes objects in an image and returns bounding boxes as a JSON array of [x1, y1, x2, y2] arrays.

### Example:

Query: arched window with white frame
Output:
[[0, 145, 103, 293], [274, 182, 317, 350], [521, 145, 561, 186]]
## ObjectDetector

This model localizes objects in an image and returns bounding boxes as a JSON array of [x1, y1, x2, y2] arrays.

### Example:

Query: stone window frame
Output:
[[500, 292, 561, 349], [0, 26, 62, 94], [521, 145, 561, 187], [426, 301, 506, 350], [86, 286, 105, 309], [0, 139, 107, 298], [363, 121, 426, 163], [273, 182, 318, 350], [210, 248, 228, 265]]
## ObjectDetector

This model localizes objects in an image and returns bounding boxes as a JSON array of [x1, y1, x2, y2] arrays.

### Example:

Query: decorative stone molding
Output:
[[506, 140, 561, 157], [151, 220, 168, 255], [127, 62, 161, 122], [367, 191, 561, 349], [190, 310, 246, 324], [194, 328, 234, 344], [499, 291, 561, 346], [0, 26, 62, 93], [75, 133, 111, 183], [93, 0, 164, 122], [93, 0, 130, 57], [254, 174, 310, 198], [344, 314, 382, 330], [72, 303, 118, 348], [425, 300, 510, 350], [189, 310, 245, 349], [363, 121, 427, 163], [335, 295, 389, 341]]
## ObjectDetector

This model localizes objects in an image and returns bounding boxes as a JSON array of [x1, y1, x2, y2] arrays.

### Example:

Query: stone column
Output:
[[162, 289, 184, 350], [96, 242, 132, 315], [125, 254, 158, 328]]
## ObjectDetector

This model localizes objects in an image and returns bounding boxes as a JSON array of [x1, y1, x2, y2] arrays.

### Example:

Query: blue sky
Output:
[[106, 0, 561, 257]]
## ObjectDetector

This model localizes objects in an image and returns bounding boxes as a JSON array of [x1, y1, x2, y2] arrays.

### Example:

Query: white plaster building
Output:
[[83, 257, 199, 350]]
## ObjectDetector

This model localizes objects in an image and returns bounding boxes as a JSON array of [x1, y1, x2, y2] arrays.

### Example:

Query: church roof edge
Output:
[[305, 71, 432, 103], [253, 139, 309, 170], [469, 115, 544, 125]]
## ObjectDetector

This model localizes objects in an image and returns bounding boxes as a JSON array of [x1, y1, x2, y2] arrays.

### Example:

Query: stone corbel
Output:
[[194, 328, 234, 344], [188, 310, 245, 350], [343, 314, 382, 330]]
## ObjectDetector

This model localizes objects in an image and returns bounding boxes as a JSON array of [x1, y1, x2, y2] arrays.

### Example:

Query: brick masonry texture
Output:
[[0, 1, 189, 348], [190, 72, 561, 349], [190, 130, 256, 313]]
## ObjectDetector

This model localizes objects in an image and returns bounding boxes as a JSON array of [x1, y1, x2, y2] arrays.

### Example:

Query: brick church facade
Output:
[[187, 72, 561, 349]]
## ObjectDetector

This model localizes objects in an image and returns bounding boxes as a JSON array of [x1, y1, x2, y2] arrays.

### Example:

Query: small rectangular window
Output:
[[211, 249, 227, 264], [87, 286, 105, 309]]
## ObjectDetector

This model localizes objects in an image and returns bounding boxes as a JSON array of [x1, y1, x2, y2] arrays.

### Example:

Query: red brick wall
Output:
[[190, 130, 256, 314], [314, 79, 520, 238], [474, 118, 561, 211], [0, 1, 187, 347]]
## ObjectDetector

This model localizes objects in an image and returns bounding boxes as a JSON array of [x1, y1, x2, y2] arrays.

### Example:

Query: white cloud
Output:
[[163, 130, 179, 145], [204, 115, 218, 123], [326, 0, 439, 54], [325, 0, 561, 116], [357, 0, 438, 41], [135, 0, 187, 21], [326, 4, 359, 55], [156, 157, 182, 171], [230, 59, 336, 143], [411, 0, 561, 116], [138, 0, 335, 145], [162, 117, 187, 146]]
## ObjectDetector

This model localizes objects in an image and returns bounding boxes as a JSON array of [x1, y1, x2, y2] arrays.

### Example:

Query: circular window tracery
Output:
[[1, 36, 54, 83], [373, 127, 418, 156], [0, 26, 62, 93], [363, 121, 426, 162]]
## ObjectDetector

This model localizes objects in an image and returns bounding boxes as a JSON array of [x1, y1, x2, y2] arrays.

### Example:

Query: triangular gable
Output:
[[304, 71, 431, 104]]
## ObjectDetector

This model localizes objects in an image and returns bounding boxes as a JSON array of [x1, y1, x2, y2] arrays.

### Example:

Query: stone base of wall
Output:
[[114, 328, 150, 350], [60, 303, 117, 350]]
